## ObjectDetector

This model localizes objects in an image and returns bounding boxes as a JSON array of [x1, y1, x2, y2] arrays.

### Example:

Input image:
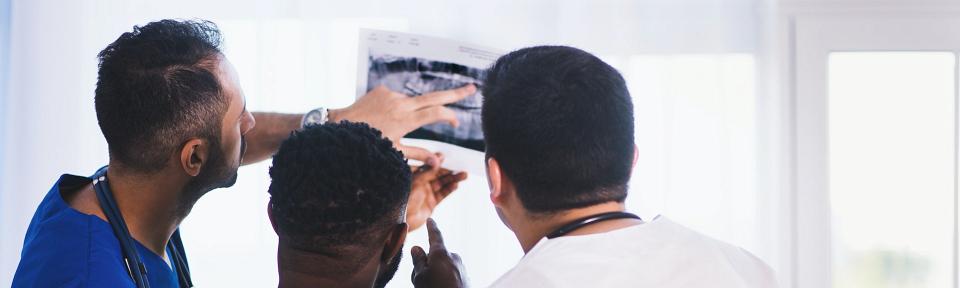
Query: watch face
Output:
[[304, 109, 326, 125], [307, 112, 321, 123]]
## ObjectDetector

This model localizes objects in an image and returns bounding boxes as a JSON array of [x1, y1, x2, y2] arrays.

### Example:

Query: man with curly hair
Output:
[[268, 122, 464, 288]]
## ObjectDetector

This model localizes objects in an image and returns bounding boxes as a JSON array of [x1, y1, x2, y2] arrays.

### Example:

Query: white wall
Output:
[[0, 0, 9, 285]]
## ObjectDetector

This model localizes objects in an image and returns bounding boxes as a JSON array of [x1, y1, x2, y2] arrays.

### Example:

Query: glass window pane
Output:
[[828, 52, 955, 288]]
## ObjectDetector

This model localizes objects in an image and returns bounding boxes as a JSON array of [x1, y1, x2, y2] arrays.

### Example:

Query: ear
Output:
[[381, 223, 408, 263], [180, 138, 208, 177], [632, 144, 639, 171], [267, 202, 279, 233], [486, 157, 506, 207]]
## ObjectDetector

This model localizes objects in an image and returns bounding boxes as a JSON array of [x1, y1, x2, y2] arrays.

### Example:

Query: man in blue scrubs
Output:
[[12, 19, 471, 287]]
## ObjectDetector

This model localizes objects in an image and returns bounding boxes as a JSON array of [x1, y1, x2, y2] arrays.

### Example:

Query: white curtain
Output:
[[0, 1, 782, 287]]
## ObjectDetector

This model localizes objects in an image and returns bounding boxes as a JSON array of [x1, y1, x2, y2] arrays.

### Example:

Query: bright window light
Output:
[[828, 52, 956, 288]]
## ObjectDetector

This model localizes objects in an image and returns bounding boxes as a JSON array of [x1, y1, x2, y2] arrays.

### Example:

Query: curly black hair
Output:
[[95, 19, 227, 173], [268, 121, 411, 263]]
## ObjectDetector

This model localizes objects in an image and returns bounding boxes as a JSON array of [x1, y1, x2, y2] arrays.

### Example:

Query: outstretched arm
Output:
[[240, 85, 476, 165], [241, 112, 301, 165]]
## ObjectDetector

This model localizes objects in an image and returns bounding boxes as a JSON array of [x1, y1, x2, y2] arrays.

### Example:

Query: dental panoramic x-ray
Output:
[[367, 55, 486, 150], [357, 29, 502, 153]]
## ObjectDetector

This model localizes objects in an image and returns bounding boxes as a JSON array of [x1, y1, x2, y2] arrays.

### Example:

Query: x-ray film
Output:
[[357, 29, 502, 154]]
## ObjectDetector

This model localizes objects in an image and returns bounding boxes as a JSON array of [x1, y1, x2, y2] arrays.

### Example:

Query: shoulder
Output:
[[713, 245, 779, 287], [13, 174, 133, 288], [488, 217, 779, 288], [15, 212, 134, 287], [652, 217, 779, 287], [489, 263, 555, 288]]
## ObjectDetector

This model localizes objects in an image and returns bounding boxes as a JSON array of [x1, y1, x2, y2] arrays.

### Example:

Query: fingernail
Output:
[[415, 165, 431, 173]]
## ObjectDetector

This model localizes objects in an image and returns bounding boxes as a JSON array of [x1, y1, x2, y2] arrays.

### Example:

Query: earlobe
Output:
[[486, 157, 503, 205], [267, 203, 279, 233], [180, 138, 207, 177], [381, 223, 408, 263]]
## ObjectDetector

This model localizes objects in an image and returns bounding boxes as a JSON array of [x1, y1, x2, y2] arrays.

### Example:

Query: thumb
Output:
[[411, 246, 428, 269], [400, 144, 438, 164]]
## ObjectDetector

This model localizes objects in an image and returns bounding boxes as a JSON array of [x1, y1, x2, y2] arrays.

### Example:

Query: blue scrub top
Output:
[[12, 173, 182, 287]]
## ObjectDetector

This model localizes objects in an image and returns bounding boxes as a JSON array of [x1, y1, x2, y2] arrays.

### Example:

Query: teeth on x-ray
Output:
[[367, 53, 487, 151]]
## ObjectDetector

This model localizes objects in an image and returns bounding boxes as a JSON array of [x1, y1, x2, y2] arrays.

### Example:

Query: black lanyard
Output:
[[92, 166, 193, 288], [546, 211, 642, 239]]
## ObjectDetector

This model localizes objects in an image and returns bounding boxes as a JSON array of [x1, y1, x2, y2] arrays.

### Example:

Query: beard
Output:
[[217, 136, 245, 188], [373, 248, 403, 288], [178, 136, 246, 216]]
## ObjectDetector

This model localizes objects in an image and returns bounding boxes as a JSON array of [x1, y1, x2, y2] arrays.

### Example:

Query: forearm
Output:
[[242, 112, 302, 165]]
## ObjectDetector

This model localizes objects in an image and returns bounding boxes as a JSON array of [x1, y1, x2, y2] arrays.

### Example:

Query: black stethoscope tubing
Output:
[[546, 211, 642, 239], [92, 166, 193, 288]]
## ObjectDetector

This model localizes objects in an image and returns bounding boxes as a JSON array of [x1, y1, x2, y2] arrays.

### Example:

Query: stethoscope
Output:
[[92, 166, 193, 288], [546, 211, 642, 239]]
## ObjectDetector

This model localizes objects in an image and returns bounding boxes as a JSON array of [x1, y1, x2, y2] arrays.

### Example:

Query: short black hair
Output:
[[95, 19, 227, 173], [482, 46, 635, 213], [268, 122, 411, 268]]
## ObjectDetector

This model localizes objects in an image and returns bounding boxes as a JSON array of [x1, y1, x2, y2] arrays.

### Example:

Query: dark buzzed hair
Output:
[[482, 46, 635, 213], [94, 19, 227, 172]]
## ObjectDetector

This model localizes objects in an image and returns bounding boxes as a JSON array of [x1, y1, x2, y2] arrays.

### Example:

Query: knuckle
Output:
[[442, 108, 456, 119], [431, 107, 446, 118]]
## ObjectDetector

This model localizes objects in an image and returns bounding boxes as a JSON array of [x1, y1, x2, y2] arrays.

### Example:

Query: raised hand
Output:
[[406, 154, 467, 231], [330, 84, 476, 163], [411, 219, 468, 288]]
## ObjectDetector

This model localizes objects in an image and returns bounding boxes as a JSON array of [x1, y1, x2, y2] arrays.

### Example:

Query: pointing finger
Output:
[[416, 106, 459, 128], [413, 84, 476, 109], [426, 218, 446, 253]]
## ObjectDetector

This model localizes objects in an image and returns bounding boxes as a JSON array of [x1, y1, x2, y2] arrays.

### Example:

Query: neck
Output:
[[277, 243, 376, 288], [106, 163, 192, 257], [513, 202, 641, 253]]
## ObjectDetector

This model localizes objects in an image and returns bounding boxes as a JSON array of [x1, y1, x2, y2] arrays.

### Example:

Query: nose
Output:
[[244, 112, 256, 134]]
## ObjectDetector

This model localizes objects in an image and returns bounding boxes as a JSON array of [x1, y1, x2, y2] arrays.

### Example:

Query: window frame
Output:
[[792, 14, 960, 288]]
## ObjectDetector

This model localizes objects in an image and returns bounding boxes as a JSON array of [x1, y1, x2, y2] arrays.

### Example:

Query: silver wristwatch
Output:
[[301, 108, 330, 128]]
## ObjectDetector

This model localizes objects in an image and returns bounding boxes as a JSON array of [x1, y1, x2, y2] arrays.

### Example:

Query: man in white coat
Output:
[[412, 45, 778, 288]]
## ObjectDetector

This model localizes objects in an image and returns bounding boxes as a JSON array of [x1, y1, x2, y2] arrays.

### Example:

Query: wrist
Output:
[[327, 108, 345, 123]]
